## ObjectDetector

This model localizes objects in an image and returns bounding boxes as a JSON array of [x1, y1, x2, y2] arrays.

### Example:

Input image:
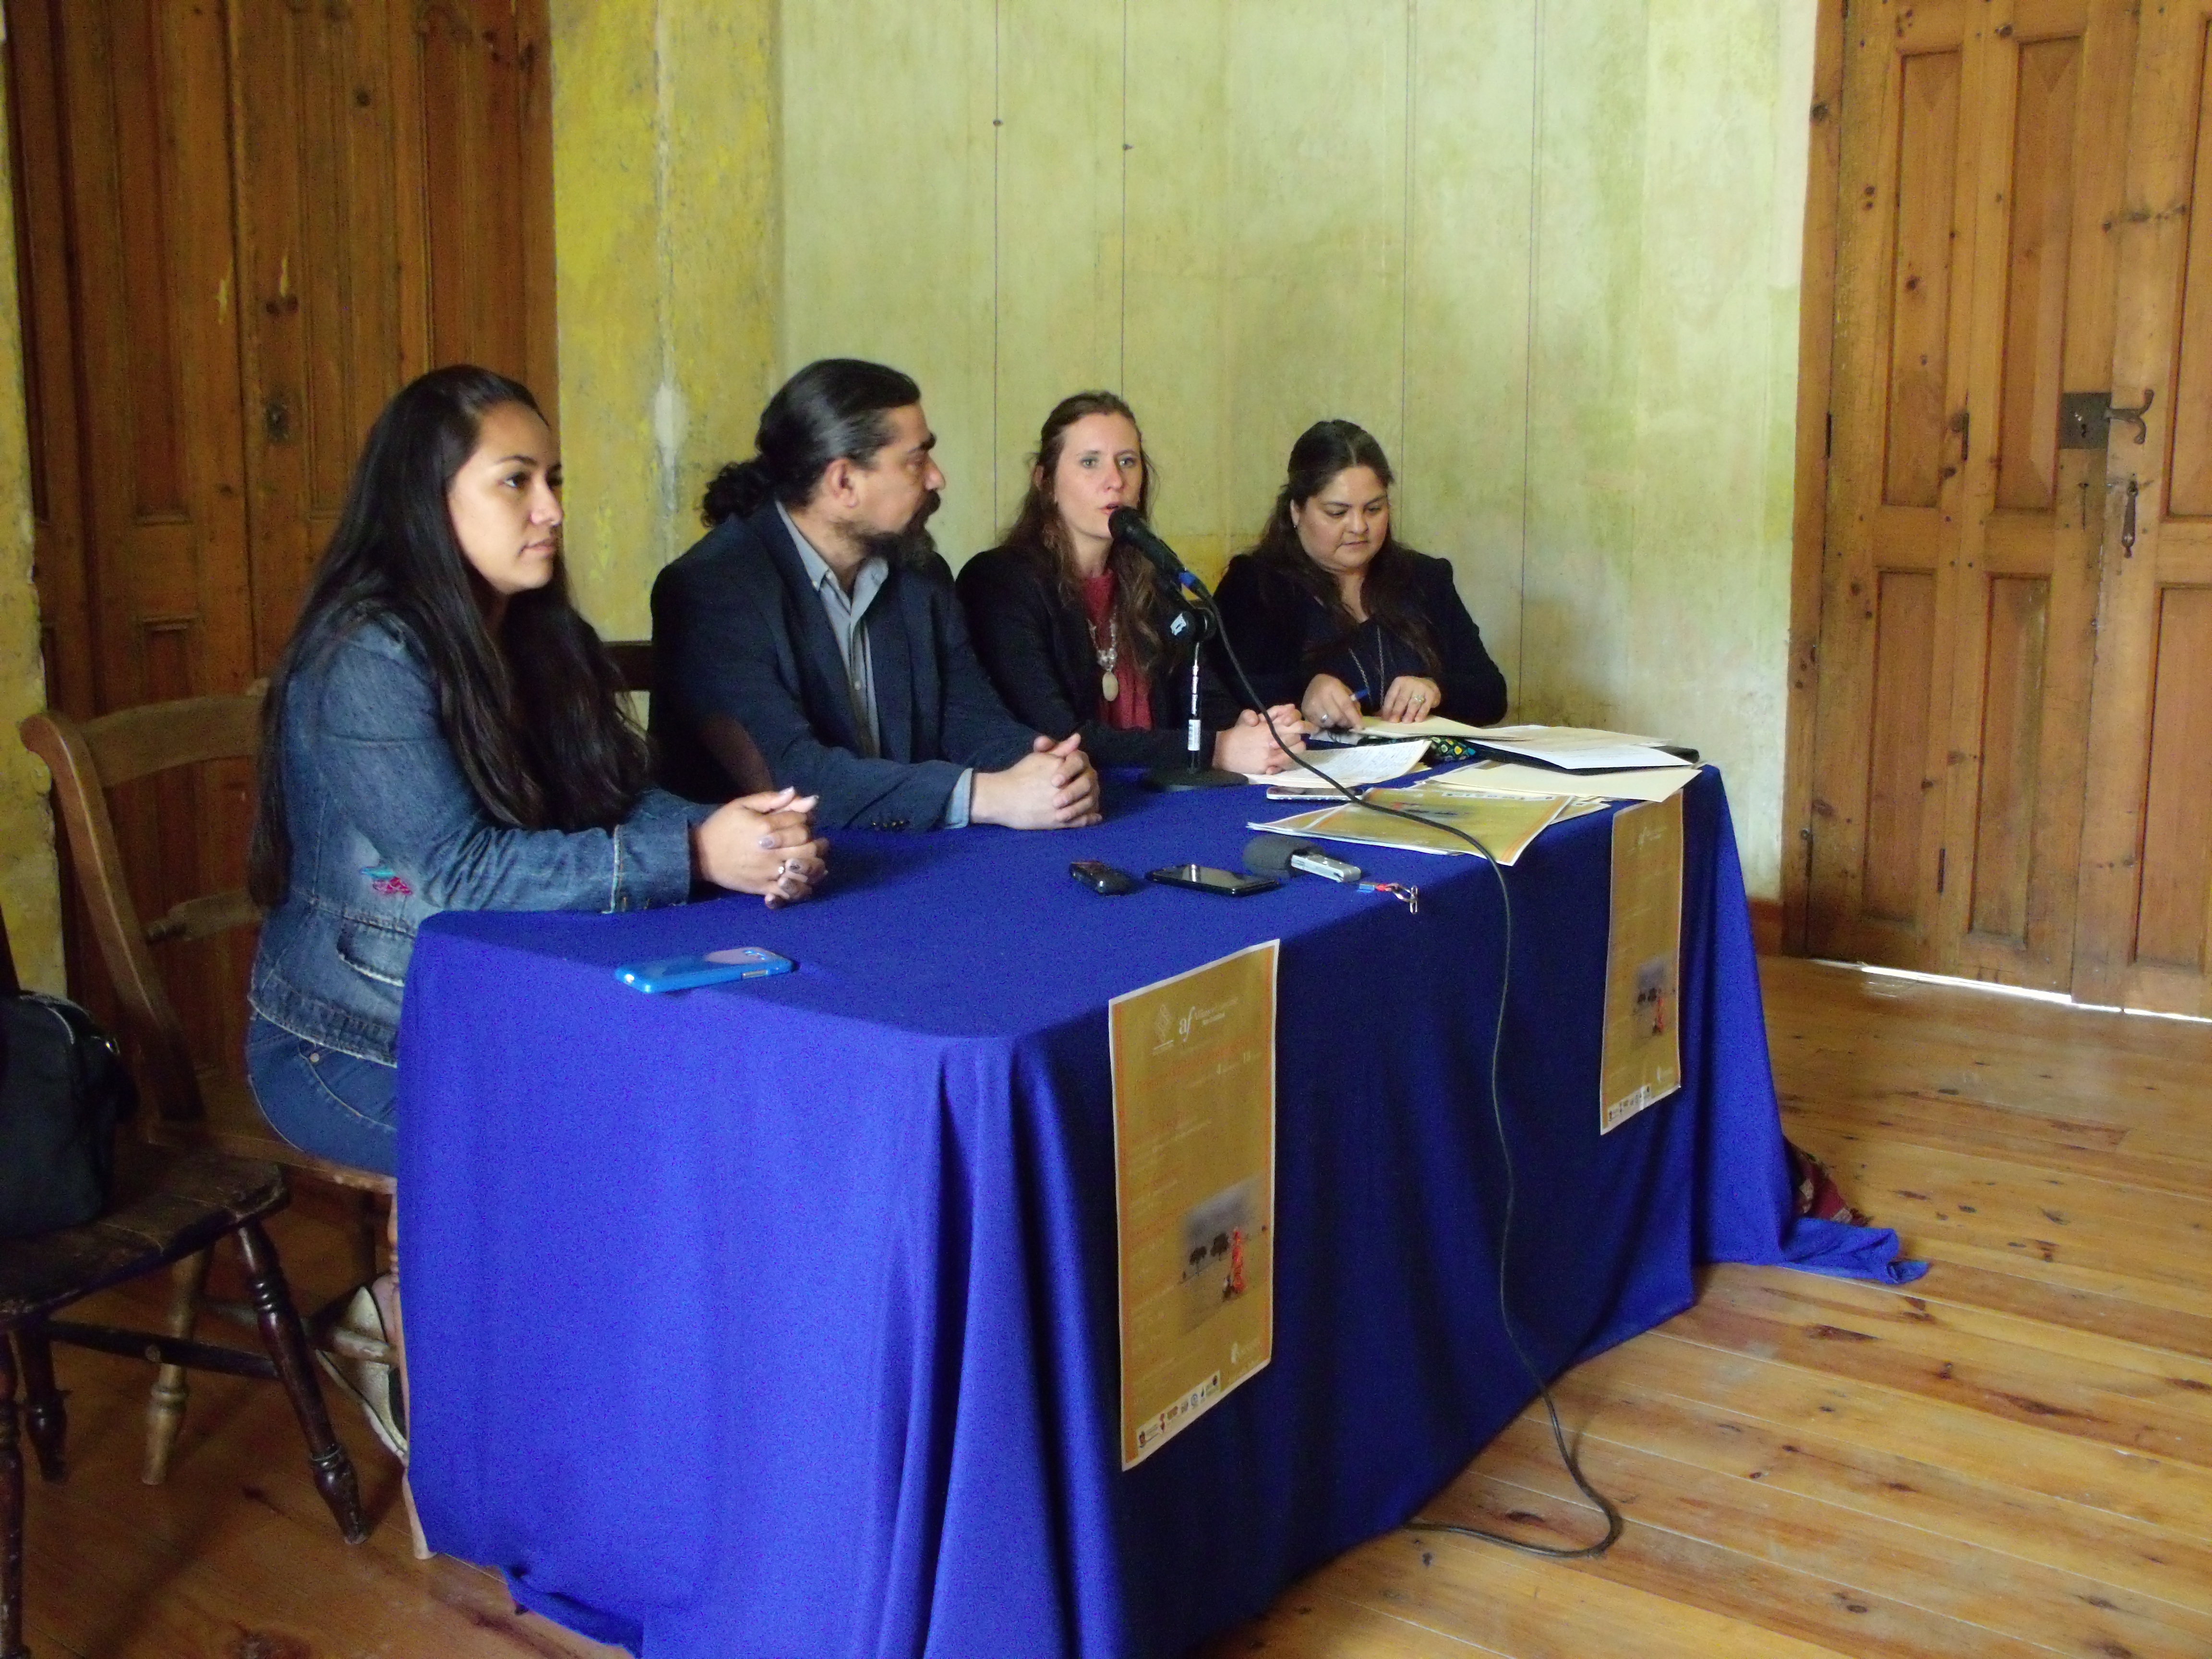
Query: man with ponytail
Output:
[[652, 359, 1103, 831]]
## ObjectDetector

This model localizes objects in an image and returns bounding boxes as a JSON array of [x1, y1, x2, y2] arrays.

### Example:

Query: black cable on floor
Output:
[[1193, 586, 1623, 1561]]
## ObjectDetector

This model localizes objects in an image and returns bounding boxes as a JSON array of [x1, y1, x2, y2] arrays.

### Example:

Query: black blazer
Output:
[[1213, 550, 1508, 725], [650, 507, 1039, 830], [956, 546, 1244, 770]]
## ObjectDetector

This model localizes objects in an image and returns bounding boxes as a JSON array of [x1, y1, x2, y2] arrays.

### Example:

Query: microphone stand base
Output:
[[1144, 765, 1246, 792]]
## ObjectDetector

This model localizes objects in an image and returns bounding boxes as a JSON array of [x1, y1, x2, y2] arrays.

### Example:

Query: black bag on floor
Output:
[[0, 989, 139, 1239]]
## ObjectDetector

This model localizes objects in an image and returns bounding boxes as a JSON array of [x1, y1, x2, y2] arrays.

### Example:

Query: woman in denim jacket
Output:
[[245, 366, 827, 1181]]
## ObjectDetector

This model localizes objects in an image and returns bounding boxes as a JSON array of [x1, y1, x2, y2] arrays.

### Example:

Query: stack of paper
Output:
[[1420, 759, 1701, 804], [1248, 790, 1567, 865]]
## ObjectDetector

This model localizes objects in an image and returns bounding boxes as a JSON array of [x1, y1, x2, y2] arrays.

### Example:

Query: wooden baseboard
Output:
[[1748, 897, 1784, 957]]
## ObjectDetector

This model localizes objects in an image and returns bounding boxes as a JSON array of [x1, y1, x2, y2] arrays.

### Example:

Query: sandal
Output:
[[316, 1283, 408, 1459]]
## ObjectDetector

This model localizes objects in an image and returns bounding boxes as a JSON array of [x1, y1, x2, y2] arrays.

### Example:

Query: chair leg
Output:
[[142, 1248, 211, 1485], [14, 1329, 62, 1483], [385, 1210, 432, 1562], [234, 1222, 367, 1545], [1, 1334, 28, 1659]]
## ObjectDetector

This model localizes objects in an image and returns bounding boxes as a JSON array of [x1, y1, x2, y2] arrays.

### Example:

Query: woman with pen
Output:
[[1214, 420, 1508, 731]]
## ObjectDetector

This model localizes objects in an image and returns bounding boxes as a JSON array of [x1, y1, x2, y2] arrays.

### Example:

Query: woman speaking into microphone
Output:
[[958, 391, 1308, 773]]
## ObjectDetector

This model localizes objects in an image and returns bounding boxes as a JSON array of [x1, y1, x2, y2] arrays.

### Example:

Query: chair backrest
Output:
[[604, 639, 654, 697], [19, 691, 265, 1123]]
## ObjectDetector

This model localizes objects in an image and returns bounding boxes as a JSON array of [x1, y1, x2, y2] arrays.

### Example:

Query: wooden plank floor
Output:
[[16, 956, 2210, 1657], [1198, 958, 2212, 1659]]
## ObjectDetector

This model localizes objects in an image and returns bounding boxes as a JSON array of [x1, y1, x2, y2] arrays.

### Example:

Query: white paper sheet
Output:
[[1244, 739, 1431, 790], [1467, 734, 1684, 772]]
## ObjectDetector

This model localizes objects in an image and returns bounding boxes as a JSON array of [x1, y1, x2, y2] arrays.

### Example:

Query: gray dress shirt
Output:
[[778, 504, 974, 825]]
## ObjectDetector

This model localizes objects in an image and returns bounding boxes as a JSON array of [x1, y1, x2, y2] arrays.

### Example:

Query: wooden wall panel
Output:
[[2131, 586, 2212, 969], [418, 0, 533, 378], [4, 0, 92, 719], [2161, 22, 2212, 520], [1885, 51, 1964, 511], [1994, 38, 2079, 514], [233, 0, 409, 668], [1966, 575, 2050, 941], [1863, 570, 1937, 924], [108, 3, 185, 518], [2077, 0, 2212, 1012]]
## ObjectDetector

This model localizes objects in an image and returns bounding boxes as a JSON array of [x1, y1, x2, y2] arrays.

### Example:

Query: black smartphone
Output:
[[1146, 863, 1281, 897]]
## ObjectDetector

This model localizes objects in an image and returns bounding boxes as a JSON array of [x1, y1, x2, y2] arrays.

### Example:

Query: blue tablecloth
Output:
[[397, 769, 1916, 1659]]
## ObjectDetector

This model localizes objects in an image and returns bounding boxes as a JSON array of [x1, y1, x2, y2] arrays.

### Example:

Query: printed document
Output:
[[1599, 794, 1684, 1132]]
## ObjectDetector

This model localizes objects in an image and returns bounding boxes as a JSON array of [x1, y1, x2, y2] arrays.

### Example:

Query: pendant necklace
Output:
[[1093, 614, 1121, 704]]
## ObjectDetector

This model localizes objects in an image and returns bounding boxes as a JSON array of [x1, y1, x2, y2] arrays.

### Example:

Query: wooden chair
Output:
[[17, 697, 404, 1490], [0, 904, 366, 1659], [610, 635, 777, 795], [604, 637, 654, 696]]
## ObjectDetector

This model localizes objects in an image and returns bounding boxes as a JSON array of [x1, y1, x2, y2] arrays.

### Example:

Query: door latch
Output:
[[2058, 388, 2154, 449]]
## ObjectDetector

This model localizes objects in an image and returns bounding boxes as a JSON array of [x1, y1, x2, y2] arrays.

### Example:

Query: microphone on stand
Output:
[[1113, 508, 1244, 792], [1109, 507, 1210, 598], [1243, 836, 1363, 885]]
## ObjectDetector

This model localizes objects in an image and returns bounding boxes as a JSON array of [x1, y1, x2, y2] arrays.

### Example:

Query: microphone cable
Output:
[[1162, 559, 1623, 1562]]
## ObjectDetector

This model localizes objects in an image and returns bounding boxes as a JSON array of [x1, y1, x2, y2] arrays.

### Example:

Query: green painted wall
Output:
[[549, 0, 781, 638], [554, 0, 1815, 898], [0, 36, 63, 993]]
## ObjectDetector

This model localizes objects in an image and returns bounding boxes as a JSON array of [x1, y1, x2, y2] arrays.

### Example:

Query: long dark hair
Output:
[[1241, 419, 1440, 676], [996, 391, 1174, 686], [248, 365, 649, 906], [701, 358, 922, 525]]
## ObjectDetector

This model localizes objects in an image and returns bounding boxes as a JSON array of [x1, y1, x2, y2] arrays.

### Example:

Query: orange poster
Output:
[[1108, 940, 1278, 1468]]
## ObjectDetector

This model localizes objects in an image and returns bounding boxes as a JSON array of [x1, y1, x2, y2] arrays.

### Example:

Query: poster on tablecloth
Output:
[[1109, 939, 1278, 1469], [1600, 792, 1683, 1133]]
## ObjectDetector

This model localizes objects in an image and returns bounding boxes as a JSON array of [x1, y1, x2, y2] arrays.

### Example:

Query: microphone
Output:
[[1243, 835, 1363, 885], [1109, 507, 1195, 585]]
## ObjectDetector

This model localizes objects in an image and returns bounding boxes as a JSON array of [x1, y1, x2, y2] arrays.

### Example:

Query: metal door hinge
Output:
[[1825, 410, 1833, 459], [2059, 388, 2154, 449], [1936, 847, 1947, 895]]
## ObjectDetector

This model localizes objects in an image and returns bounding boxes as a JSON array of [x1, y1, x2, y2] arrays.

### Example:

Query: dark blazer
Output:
[[650, 507, 1039, 830], [1213, 549, 1508, 725], [956, 546, 1244, 771]]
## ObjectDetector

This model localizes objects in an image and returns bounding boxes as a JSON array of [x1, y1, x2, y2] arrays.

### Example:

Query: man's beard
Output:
[[857, 491, 942, 569]]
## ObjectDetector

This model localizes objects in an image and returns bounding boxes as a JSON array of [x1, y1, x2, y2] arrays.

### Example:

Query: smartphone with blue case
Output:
[[616, 946, 794, 993]]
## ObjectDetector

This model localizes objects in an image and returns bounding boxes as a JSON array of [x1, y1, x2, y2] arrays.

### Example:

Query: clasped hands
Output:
[[1214, 705, 1312, 775], [974, 732, 1104, 829], [692, 787, 829, 906]]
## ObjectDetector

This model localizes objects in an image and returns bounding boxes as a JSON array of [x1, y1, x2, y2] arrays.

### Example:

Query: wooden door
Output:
[[232, 0, 559, 661], [2074, 0, 2212, 1016], [1807, 0, 2133, 991], [5, 0, 554, 1074]]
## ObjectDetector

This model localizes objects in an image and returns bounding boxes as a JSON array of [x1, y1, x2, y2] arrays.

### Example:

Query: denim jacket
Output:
[[249, 616, 706, 1066]]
